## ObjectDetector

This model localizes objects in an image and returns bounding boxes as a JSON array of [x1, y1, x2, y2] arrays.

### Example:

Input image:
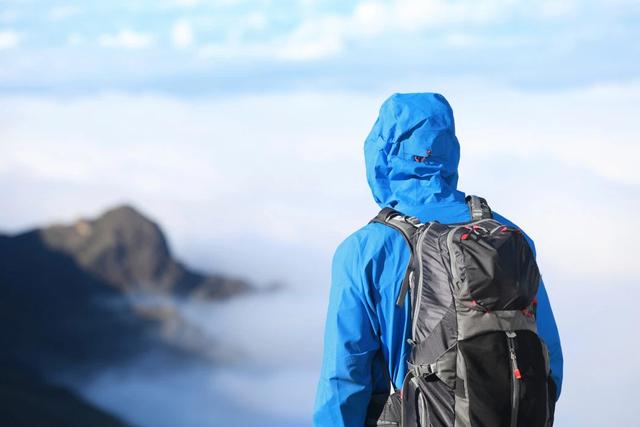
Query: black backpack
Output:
[[366, 196, 555, 427]]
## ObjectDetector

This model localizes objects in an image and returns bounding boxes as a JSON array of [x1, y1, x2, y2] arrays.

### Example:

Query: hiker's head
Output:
[[364, 93, 460, 209]]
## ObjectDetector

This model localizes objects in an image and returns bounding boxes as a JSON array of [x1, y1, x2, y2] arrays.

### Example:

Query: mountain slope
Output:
[[39, 205, 249, 298], [0, 361, 134, 427]]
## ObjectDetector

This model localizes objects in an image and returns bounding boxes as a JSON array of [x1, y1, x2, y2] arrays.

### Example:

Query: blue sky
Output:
[[0, 0, 639, 95], [1, 1, 640, 426]]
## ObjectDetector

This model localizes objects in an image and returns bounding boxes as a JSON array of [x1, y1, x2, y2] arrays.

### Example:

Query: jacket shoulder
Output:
[[335, 220, 409, 256], [332, 219, 412, 283]]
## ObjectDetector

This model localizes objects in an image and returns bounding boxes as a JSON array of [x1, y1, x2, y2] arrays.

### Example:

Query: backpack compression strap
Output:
[[370, 208, 421, 306], [466, 195, 493, 220]]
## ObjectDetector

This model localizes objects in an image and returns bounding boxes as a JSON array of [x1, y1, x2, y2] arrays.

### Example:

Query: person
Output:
[[313, 93, 563, 426]]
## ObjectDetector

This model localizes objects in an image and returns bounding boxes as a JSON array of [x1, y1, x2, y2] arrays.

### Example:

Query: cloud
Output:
[[169, 0, 200, 7], [0, 10, 18, 24], [1, 81, 638, 284], [196, 0, 572, 62], [245, 11, 267, 31], [67, 33, 84, 46], [264, 0, 514, 60], [54, 291, 324, 427], [277, 15, 347, 60], [0, 30, 20, 50], [0, 0, 636, 94], [2, 82, 639, 426], [171, 19, 194, 48], [98, 30, 154, 49], [48, 5, 81, 22]]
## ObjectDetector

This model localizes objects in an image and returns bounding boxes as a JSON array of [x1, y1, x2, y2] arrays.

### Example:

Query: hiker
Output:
[[313, 93, 563, 426]]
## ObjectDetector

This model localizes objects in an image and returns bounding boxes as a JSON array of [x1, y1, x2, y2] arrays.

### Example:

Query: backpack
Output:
[[366, 195, 556, 427]]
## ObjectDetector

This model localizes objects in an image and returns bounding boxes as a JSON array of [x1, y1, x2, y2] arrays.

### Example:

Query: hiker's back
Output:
[[367, 196, 556, 427], [313, 93, 562, 427]]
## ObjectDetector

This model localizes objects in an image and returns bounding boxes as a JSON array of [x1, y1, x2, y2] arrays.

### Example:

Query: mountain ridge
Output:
[[37, 204, 250, 299]]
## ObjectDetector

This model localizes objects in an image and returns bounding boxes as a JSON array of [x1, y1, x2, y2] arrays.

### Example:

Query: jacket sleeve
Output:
[[535, 279, 564, 399], [313, 235, 380, 427], [523, 234, 564, 400]]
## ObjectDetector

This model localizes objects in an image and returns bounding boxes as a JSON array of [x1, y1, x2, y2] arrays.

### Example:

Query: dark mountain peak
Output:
[[103, 203, 144, 217], [32, 204, 250, 298], [99, 204, 157, 229], [39, 204, 172, 292]]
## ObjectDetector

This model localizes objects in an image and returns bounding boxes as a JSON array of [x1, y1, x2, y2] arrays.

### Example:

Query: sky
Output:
[[1, 1, 639, 426], [0, 0, 639, 94]]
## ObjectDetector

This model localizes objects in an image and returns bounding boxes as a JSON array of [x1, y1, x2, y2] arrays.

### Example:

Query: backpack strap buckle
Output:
[[466, 195, 493, 220]]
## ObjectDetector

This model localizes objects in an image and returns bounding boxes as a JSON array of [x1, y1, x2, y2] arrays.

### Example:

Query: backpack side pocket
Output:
[[366, 391, 402, 426]]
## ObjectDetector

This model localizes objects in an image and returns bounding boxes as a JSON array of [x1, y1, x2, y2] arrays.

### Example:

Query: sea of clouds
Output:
[[2, 83, 638, 426]]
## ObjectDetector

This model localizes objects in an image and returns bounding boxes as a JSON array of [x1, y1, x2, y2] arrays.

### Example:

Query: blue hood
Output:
[[364, 93, 465, 215]]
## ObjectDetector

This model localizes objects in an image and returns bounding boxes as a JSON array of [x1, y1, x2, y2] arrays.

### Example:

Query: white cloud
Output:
[[199, 14, 346, 61], [98, 30, 154, 49], [277, 15, 347, 60], [1, 82, 638, 283], [49, 5, 80, 22], [0, 30, 20, 50], [352, 1, 388, 35], [171, 19, 194, 48], [279, 0, 511, 55], [245, 11, 267, 31], [195, 0, 509, 61], [170, 0, 200, 6], [539, 0, 577, 18], [2, 83, 639, 426], [0, 10, 18, 24], [209, 0, 591, 62], [67, 33, 84, 46]]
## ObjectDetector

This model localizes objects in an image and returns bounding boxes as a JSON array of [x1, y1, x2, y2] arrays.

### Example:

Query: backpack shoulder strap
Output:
[[370, 208, 420, 249], [465, 195, 493, 220], [369, 208, 421, 307]]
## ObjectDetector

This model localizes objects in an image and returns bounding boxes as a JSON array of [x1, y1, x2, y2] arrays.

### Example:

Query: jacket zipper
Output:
[[506, 331, 521, 427]]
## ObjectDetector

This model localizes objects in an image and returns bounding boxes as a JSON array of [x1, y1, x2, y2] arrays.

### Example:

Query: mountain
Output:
[[0, 360, 133, 427], [0, 204, 251, 370], [0, 205, 252, 426], [39, 205, 249, 299]]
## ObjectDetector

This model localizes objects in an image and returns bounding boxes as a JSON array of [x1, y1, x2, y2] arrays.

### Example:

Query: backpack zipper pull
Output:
[[506, 331, 521, 380]]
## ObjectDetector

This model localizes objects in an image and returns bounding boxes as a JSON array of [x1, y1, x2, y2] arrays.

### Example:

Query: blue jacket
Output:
[[313, 93, 563, 427]]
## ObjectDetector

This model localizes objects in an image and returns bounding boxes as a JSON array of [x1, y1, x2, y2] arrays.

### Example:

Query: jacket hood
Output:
[[364, 93, 465, 215]]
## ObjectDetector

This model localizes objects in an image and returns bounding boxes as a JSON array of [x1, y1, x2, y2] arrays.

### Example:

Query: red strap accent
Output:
[[514, 369, 522, 380]]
